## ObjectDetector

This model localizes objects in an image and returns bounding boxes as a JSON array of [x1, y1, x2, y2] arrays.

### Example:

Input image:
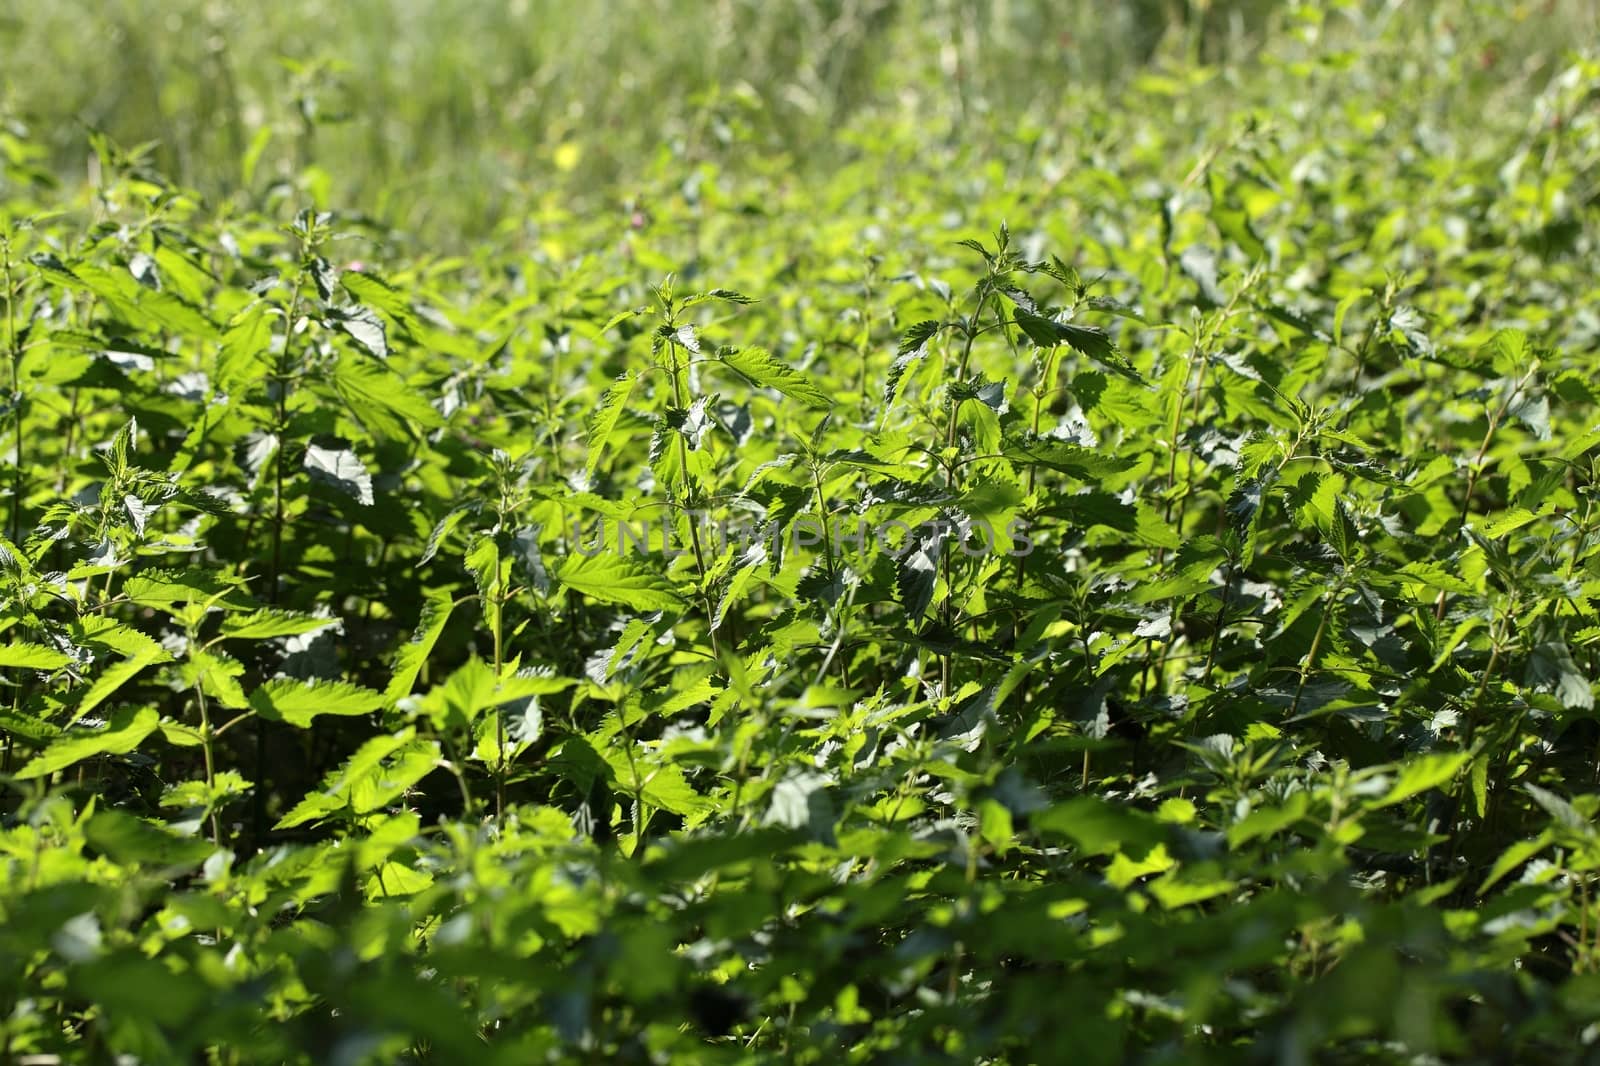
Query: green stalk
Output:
[[2, 234, 22, 547], [493, 582, 507, 819], [1435, 364, 1539, 620], [666, 333, 721, 660], [811, 462, 851, 688], [1290, 588, 1338, 717], [270, 273, 304, 606], [194, 682, 221, 846]]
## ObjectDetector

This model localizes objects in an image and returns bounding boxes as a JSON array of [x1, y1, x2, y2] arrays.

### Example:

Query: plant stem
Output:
[[194, 683, 222, 846], [493, 588, 506, 820], [666, 334, 721, 661], [2, 234, 22, 547], [270, 280, 302, 607], [1435, 364, 1539, 620], [1290, 588, 1337, 717]]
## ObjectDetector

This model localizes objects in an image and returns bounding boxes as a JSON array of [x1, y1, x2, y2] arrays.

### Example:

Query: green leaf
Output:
[[0, 642, 72, 670], [331, 357, 445, 440], [250, 679, 385, 727], [681, 288, 755, 307], [1033, 797, 1166, 857], [341, 271, 415, 325], [16, 706, 159, 780], [884, 320, 941, 407], [764, 769, 835, 841], [122, 568, 252, 611], [1525, 638, 1594, 712], [718, 346, 831, 408], [1478, 507, 1540, 539], [895, 525, 941, 626], [1479, 832, 1554, 894], [386, 588, 458, 704], [68, 646, 166, 725], [1013, 307, 1142, 382], [189, 649, 249, 710], [1178, 244, 1225, 307], [304, 439, 374, 505], [218, 609, 338, 641], [585, 372, 637, 479], [30, 252, 90, 290], [1003, 436, 1139, 479], [83, 810, 214, 867], [557, 553, 683, 612], [215, 303, 272, 392], [326, 304, 389, 359], [1373, 752, 1470, 808], [464, 534, 506, 645], [1208, 170, 1267, 261], [420, 504, 474, 565], [1227, 792, 1309, 847], [1524, 783, 1589, 833]]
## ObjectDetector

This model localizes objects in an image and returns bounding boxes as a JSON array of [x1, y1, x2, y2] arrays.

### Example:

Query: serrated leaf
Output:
[[304, 440, 374, 506], [341, 271, 414, 325], [218, 609, 338, 641], [1208, 170, 1267, 261], [386, 588, 458, 704], [558, 553, 683, 612], [719, 346, 831, 408], [420, 504, 473, 565], [0, 642, 72, 670], [331, 357, 444, 440], [1178, 245, 1224, 307], [1389, 306, 1434, 358], [1372, 752, 1469, 808], [1525, 639, 1594, 712], [1479, 508, 1540, 539], [310, 256, 338, 301], [326, 304, 389, 359], [1082, 295, 1146, 322], [1013, 307, 1142, 382], [682, 288, 755, 307], [897, 319, 942, 358], [250, 679, 385, 727], [1524, 783, 1589, 833], [1003, 436, 1139, 479], [585, 372, 637, 479], [1479, 833, 1553, 894], [885, 321, 940, 408], [30, 252, 90, 290], [68, 645, 166, 725], [215, 304, 271, 392], [189, 649, 250, 710], [895, 525, 942, 626], [16, 706, 159, 780]]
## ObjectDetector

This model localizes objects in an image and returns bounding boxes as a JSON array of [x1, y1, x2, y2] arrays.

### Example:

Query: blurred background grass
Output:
[[0, 0, 1594, 247]]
